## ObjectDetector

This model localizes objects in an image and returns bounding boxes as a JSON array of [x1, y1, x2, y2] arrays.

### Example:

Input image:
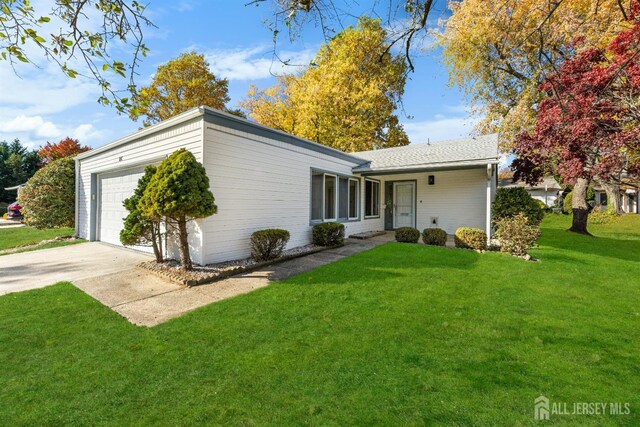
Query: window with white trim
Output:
[[311, 171, 359, 222], [365, 179, 380, 217]]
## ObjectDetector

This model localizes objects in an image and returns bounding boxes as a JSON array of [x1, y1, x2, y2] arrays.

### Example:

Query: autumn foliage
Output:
[[513, 10, 640, 233], [38, 137, 90, 164]]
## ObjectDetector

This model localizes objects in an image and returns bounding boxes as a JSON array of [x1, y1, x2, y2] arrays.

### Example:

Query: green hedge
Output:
[[493, 187, 544, 225], [395, 227, 420, 243], [312, 222, 345, 246], [250, 229, 290, 261], [454, 227, 487, 250], [422, 228, 447, 246]]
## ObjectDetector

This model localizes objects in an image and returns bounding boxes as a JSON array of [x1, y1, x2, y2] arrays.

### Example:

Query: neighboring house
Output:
[[592, 179, 640, 213], [75, 107, 500, 265], [498, 175, 562, 207]]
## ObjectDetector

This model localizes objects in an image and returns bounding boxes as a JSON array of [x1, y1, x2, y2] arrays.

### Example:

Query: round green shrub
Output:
[[495, 213, 541, 256], [454, 227, 487, 250], [422, 228, 447, 246], [395, 227, 420, 243], [493, 187, 544, 225], [251, 228, 290, 261], [312, 222, 345, 246], [18, 157, 75, 229]]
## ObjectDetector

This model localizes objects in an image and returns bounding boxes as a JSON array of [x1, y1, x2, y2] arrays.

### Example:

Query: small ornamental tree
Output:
[[18, 157, 75, 228], [138, 149, 217, 270], [120, 165, 164, 263]]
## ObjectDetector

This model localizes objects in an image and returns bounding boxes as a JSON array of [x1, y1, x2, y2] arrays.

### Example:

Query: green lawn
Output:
[[1, 215, 638, 425], [0, 226, 80, 252]]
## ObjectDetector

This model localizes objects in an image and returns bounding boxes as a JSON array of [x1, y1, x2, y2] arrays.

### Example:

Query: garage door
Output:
[[97, 166, 149, 249]]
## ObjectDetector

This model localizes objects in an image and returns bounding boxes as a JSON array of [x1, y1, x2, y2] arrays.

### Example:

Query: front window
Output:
[[311, 171, 359, 222], [365, 179, 380, 217]]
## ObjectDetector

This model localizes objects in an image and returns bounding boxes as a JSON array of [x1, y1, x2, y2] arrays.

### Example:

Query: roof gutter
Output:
[[353, 158, 501, 175], [75, 107, 206, 161]]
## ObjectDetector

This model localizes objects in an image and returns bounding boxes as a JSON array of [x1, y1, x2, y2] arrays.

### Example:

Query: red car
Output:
[[6, 201, 23, 219]]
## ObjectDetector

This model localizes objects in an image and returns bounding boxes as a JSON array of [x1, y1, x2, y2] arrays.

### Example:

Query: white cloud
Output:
[[204, 45, 315, 81], [403, 115, 482, 144], [73, 123, 104, 142], [1, 115, 61, 138]]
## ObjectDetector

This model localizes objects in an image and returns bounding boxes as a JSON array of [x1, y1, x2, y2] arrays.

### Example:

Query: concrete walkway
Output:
[[75, 233, 394, 327], [0, 242, 152, 296]]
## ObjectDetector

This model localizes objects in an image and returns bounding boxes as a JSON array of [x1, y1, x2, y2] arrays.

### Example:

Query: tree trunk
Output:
[[600, 181, 623, 214], [569, 177, 591, 235], [151, 220, 163, 263], [177, 216, 192, 271]]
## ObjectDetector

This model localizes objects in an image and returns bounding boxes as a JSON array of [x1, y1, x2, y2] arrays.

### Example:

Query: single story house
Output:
[[75, 107, 499, 265], [593, 179, 640, 213], [498, 175, 562, 207]]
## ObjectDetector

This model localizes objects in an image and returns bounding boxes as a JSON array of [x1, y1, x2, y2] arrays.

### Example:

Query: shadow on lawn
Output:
[[538, 227, 640, 263]]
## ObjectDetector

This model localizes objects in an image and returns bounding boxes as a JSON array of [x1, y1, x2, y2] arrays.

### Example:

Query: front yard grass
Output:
[[0, 215, 638, 425], [0, 226, 81, 253]]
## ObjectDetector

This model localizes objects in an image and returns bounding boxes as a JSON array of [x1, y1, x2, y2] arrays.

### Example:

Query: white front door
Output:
[[393, 182, 415, 228]]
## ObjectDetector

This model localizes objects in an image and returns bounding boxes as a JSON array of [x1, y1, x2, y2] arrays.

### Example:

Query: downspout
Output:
[[74, 158, 80, 238], [486, 164, 493, 242]]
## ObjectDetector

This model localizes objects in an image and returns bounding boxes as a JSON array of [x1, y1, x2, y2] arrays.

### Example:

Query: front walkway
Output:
[[75, 233, 394, 327]]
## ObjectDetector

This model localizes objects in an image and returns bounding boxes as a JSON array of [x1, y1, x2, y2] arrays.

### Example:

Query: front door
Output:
[[393, 182, 415, 229]]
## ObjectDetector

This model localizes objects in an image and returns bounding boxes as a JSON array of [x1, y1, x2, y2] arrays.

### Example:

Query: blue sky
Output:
[[0, 0, 480, 152]]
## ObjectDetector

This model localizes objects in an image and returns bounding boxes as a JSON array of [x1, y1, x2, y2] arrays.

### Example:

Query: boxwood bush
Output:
[[495, 213, 540, 256], [422, 228, 447, 246], [493, 187, 544, 225], [250, 229, 290, 261], [395, 227, 420, 243], [454, 227, 487, 250], [312, 222, 345, 246]]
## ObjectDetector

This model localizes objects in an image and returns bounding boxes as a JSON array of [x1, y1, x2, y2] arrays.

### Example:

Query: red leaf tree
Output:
[[38, 137, 90, 164], [513, 13, 640, 234]]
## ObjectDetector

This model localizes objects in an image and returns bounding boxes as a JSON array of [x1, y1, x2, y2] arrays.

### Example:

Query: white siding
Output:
[[201, 124, 380, 264], [76, 118, 205, 264], [374, 168, 490, 235]]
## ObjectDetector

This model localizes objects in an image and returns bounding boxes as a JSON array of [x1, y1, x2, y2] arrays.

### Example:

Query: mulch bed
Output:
[[138, 244, 329, 287]]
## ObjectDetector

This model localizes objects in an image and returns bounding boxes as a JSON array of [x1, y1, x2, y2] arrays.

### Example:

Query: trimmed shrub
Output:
[[395, 227, 420, 243], [563, 192, 573, 214], [251, 229, 290, 261], [588, 208, 619, 225], [495, 213, 541, 256], [422, 228, 447, 246], [312, 222, 345, 246], [454, 227, 487, 250], [18, 157, 75, 229], [493, 187, 544, 225]]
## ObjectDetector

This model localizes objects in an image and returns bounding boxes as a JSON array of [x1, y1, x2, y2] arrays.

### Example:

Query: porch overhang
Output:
[[352, 159, 500, 176]]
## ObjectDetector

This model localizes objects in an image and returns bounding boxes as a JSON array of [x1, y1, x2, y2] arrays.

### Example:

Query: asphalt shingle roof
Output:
[[352, 134, 500, 173]]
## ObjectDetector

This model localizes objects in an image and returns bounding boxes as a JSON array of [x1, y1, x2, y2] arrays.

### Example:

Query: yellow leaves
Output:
[[242, 17, 409, 152], [131, 52, 230, 126], [440, 0, 630, 148]]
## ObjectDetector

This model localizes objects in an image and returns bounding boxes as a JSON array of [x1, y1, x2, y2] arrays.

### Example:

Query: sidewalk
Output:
[[74, 233, 394, 327]]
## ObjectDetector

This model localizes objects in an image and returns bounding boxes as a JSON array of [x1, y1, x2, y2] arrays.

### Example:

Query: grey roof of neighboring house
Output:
[[498, 176, 562, 191], [351, 134, 500, 174]]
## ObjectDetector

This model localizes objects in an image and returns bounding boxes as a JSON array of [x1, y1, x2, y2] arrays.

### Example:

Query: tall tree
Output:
[[38, 137, 91, 164], [242, 17, 409, 152], [130, 52, 230, 126], [0, 139, 40, 203], [513, 16, 640, 234], [440, 0, 632, 146], [0, 0, 152, 111]]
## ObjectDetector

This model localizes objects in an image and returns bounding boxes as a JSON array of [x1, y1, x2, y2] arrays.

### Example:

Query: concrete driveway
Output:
[[0, 242, 152, 296]]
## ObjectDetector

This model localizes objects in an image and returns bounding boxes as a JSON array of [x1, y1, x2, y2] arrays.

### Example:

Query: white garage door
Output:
[[97, 166, 149, 249]]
